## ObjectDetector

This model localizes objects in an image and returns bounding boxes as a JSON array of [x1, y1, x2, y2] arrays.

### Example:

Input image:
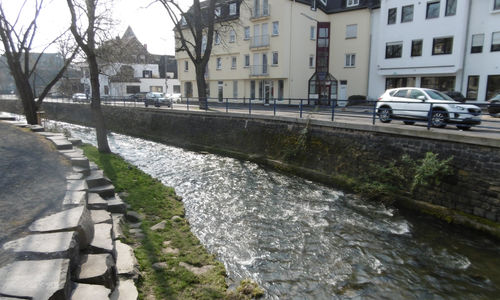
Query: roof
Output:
[[294, 0, 380, 14]]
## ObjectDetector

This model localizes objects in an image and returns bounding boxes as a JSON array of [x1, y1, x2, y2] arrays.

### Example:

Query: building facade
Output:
[[176, 0, 379, 103], [368, 0, 500, 103]]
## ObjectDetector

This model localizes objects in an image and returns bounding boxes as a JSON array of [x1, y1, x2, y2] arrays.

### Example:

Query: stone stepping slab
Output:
[[63, 191, 87, 208], [70, 283, 111, 300], [76, 254, 116, 289], [88, 193, 109, 210], [110, 278, 138, 300], [86, 170, 112, 188], [88, 223, 115, 257], [68, 137, 82, 146], [70, 157, 90, 169], [91, 209, 112, 224], [115, 241, 139, 279], [111, 214, 124, 240], [66, 172, 84, 180], [107, 195, 127, 214], [67, 179, 88, 192], [0, 259, 71, 300], [73, 165, 91, 176], [46, 136, 73, 150], [29, 125, 44, 132], [29, 206, 94, 249], [89, 184, 115, 198]]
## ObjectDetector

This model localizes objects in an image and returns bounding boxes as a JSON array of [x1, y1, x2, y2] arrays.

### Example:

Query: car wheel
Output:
[[403, 121, 415, 125], [378, 106, 392, 123], [431, 110, 448, 128], [145, 103, 148, 107], [456, 125, 471, 130]]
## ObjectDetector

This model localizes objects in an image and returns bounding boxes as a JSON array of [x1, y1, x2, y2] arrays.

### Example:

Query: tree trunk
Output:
[[195, 66, 207, 110], [88, 55, 111, 153], [10, 62, 38, 124]]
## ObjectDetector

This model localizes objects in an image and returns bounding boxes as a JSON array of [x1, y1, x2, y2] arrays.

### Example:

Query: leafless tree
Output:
[[66, 0, 112, 153], [0, 0, 78, 124]]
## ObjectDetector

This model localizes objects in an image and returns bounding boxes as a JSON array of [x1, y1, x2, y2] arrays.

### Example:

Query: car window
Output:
[[426, 90, 452, 100], [394, 89, 409, 98], [388, 90, 397, 96], [409, 89, 426, 99]]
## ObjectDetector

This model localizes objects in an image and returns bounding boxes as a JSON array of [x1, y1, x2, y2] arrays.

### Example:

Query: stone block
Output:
[[62, 191, 87, 208], [86, 170, 112, 188], [66, 172, 84, 180], [107, 195, 127, 214], [73, 165, 91, 176], [29, 206, 94, 249], [115, 241, 139, 279], [68, 137, 82, 146], [38, 132, 64, 137], [60, 151, 86, 160], [89, 223, 115, 257], [3, 232, 79, 268], [76, 254, 116, 289], [70, 157, 90, 169], [91, 209, 112, 224], [29, 125, 44, 132], [125, 211, 143, 223], [67, 180, 88, 192], [89, 184, 115, 198], [88, 193, 109, 210], [0, 259, 71, 300], [112, 214, 124, 240], [70, 283, 111, 300], [47, 136, 73, 150], [89, 161, 99, 170], [110, 279, 138, 300], [60, 148, 84, 155]]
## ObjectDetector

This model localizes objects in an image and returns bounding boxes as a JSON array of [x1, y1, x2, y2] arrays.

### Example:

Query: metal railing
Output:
[[250, 65, 269, 76]]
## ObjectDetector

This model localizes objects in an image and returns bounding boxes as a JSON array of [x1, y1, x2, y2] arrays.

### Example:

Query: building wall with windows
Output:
[[176, 0, 376, 102], [368, 0, 469, 100], [462, 0, 500, 102]]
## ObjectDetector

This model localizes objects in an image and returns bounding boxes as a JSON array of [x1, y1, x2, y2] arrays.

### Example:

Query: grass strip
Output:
[[81, 144, 263, 299]]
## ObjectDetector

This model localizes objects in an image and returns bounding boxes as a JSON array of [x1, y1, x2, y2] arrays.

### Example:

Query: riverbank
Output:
[[79, 144, 263, 299]]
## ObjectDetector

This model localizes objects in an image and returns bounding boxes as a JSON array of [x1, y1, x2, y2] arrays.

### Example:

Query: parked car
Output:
[[129, 92, 147, 102], [166, 93, 182, 103], [377, 87, 482, 130], [72, 93, 88, 103], [444, 91, 466, 103], [488, 93, 500, 117], [144, 92, 171, 108]]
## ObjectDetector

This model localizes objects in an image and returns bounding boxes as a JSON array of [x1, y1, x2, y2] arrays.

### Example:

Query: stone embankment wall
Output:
[[1, 100, 499, 229]]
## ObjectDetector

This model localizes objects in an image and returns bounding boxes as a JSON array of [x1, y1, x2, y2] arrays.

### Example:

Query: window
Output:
[[495, 0, 500, 10], [466, 76, 479, 100], [216, 57, 222, 70], [346, 24, 357, 39], [215, 6, 221, 17], [409, 89, 426, 99], [229, 2, 237, 15], [433, 37, 453, 55], [229, 30, 236, 43], [411, 39, 423, 56], [272, 52, 278, 65], [244, 54, 250, 67], [126, 86, 140, 94], [394, 89, 409, 98], [250, 80, 255, 99], [272, 21, 279, 36], [184, 82, 193, 98], [471, 34, 484, 53], [401, 5, 414, 23], [244, 27, 250, 40], [421, 76, 456, 91], [231, 56, 237, 69], [345, 54, 355, 67], [215, 32, 221, 45], [445, 0, 457, 16], [310, 26, 316, 40], [388, 8, 397, 24], [181, 16, 187, 26], [487, 75, 500, 100], [184, 61, 188, 71], [142, 70, 152, 78], [309, 55, 315, 68], [491, 32, 500, 51], [385, 77, 416, 89], [386, 42, 403, 58], [278, 80, 284, 100], [426, 1, 440, 19], [319, 0, 327, 5], [173, 85, 180, 93], [233, 80, 238, 98], [202, 35, 207, 53], [347, 0, 359, 7], [150, 86, 163, 93]]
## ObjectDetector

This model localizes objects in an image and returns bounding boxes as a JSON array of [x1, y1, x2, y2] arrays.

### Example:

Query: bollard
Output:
[[331, 100, 335, 121], [300, 99, 303, 118], [372, 100, 377, 125], [249, 98, 252, 115], [273, 98, 276, 116], [427, 103, 434, 130], [226, 98, 228, 113]]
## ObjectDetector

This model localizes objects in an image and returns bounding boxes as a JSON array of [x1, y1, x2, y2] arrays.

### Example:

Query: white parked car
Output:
[[377, 88, 482, 130], [166, 93, 182, 103], [72, 93, 88, 103]]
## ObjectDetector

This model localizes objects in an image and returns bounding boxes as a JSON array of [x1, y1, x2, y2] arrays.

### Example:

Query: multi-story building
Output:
[[177, 0, 380, 103], [368, 0, 500, 103]]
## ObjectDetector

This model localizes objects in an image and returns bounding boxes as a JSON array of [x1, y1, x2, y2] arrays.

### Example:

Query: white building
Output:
[[369, 0, 500, 103]]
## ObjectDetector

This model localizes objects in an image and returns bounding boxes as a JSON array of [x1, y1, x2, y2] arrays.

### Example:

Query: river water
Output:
[[55, 121, 499, 299]]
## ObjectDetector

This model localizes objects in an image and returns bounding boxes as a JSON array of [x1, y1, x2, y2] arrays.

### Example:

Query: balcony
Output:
[[250, 65, 269, 76], [251, 4, 270, 20], [250, 34, 270, 49]]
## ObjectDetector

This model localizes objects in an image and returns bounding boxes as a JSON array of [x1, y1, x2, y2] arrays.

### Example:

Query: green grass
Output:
[[81, 144, 262, 299]]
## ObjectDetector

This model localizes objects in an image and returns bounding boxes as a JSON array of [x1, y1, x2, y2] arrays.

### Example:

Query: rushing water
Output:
[[55, 121, 500, 299]]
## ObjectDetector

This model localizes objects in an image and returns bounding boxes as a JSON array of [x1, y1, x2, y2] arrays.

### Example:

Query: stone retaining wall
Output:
[[1, 100, 499, 228]]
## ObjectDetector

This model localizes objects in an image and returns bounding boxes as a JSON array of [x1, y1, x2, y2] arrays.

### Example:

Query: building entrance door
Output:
[[264, 80, 272, 105], [218, 81, 223, 102]]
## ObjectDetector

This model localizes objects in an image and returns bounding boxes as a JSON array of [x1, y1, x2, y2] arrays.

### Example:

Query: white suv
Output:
[[377, 88, 482, 130]]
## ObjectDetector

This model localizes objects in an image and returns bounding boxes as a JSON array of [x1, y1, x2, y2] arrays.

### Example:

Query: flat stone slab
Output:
[[111, 214, 124, 240], [91, 209, 112, 224], [89, 162, 99, 170], [62, 191, 87, 208], [66, 172, 84, 180], [29, 206, 94, 249], [86, 170, 112, 188], [88, 184, 115, 198], [3, 232, 79, 263], [70, 283, 111, 300], [89, 223, 114, 256], [37, 131, 64, 137], [70, 157, 90, 169], [76, 254, 116, 289], [67, 179, 88, 192], [60, 151, 86, 160], [110, 279, 138, 300], [88, 193, 108, 210], [115, 241, 138, 279], [47, 136, 73, 150], [73, 165, 91, 176], [29, 125, 44, 132], [0, 259, 71, 300], [68, 137, 82, 146], [60, 148, 84, 155], [107, 195, 126, 214]]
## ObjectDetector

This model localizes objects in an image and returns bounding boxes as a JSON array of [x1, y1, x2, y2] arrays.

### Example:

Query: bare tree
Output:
[[0, 0, 78, 124], [66, 0, 111, 153], [158, 0, 217, 109]]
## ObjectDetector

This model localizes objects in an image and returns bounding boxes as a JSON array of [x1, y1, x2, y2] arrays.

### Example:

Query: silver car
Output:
[[377, 88, 482, 130], [144, 92, 171, 108]]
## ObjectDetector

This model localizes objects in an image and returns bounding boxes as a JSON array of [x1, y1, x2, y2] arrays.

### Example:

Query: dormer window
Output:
[[319, 0, 327, 5], [180, 16, 187, 26], [215, 6, 221, 17], [229, 3, 237, 15], [347, 0, 359, 7]]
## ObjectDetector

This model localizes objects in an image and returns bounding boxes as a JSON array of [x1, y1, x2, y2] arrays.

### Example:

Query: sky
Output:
[[1, 0, 194, 55]]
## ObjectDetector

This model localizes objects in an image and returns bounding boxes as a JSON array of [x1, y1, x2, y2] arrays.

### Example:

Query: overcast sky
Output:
[[1, 0, 193, 55]]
